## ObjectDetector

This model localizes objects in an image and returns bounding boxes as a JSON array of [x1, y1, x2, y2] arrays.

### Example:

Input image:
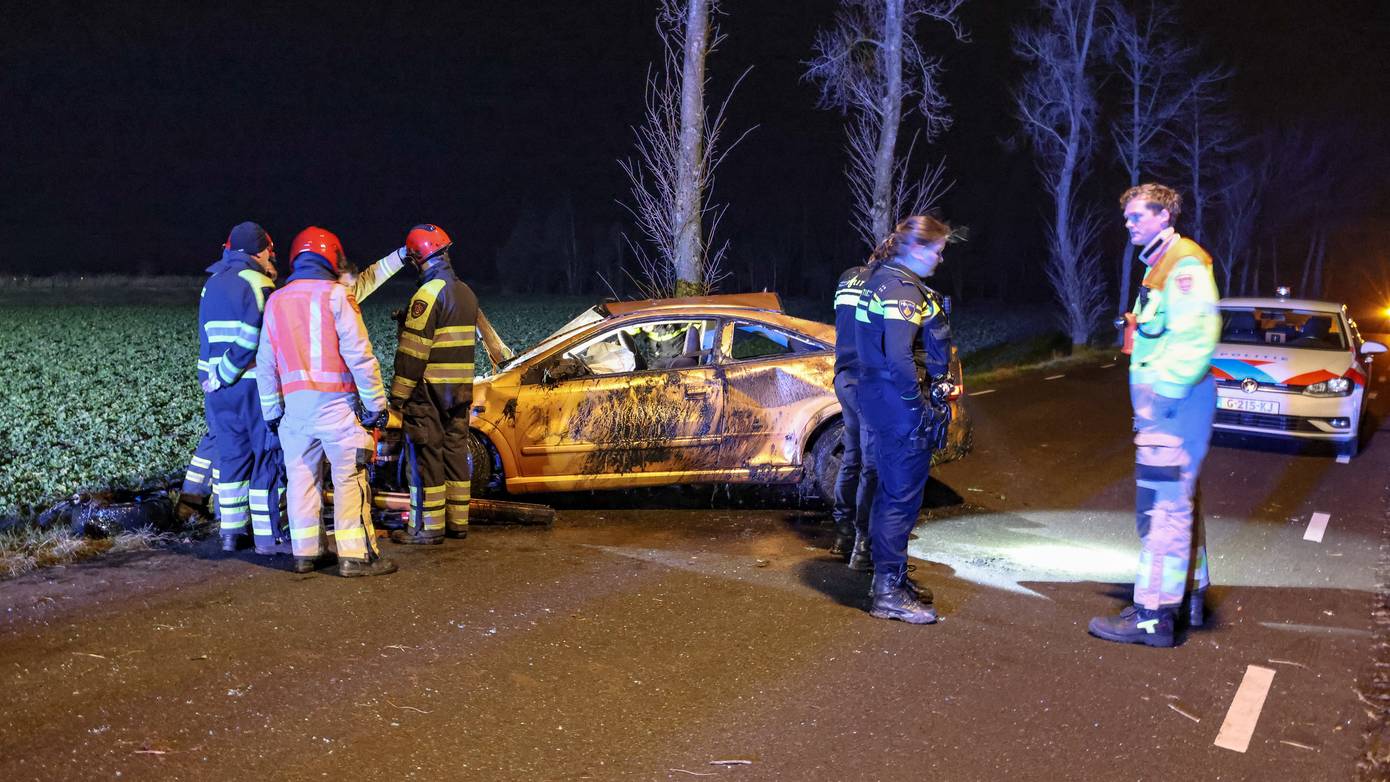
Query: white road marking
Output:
[[1303, 512, 1331, 543], [1100, 363, 1116, 368], [1336, 454, 1351, 464], [1044, 374, 1065, 380], [969, 389, 996, 397], [1214, 665, 1276, 753]]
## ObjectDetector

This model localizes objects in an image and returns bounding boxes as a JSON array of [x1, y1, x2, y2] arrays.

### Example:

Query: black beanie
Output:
[[226, 221, 272, 254]]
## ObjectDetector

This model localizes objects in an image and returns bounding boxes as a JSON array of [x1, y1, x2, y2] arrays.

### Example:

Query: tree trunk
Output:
[[673, 0, 711, 297], [1299, 232, 1316, 294], [1312, 229, 1327, 297], [869, 0, 905, 242]]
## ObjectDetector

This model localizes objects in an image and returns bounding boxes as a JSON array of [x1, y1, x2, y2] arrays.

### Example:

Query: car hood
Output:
[[1211, 344, 1365, 387]]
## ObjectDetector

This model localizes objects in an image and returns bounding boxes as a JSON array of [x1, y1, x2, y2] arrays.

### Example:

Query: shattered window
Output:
[[566, 319, 715, 375]]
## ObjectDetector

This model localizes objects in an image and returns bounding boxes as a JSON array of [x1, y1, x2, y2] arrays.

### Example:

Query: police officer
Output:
[[1089, 184, 1219, 647], [389, 225, 480, 545], [829, 261, 877, 569], [853, 215, 955, 624]]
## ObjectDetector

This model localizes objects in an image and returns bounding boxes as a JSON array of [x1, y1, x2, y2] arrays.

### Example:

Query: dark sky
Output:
[[3, 1, 1387, 302]]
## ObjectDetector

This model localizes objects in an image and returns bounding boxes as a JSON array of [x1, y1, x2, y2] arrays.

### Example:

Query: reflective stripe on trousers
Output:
[[1132, 375, 1215, 609], [279, 398, 378, 561]]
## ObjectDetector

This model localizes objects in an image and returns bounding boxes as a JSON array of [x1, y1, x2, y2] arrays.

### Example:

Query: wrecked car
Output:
[[365, 292, 972, 509]]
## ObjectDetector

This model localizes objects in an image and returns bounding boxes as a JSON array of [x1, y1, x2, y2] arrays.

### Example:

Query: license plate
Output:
[[1219, 397, 1279, 415]]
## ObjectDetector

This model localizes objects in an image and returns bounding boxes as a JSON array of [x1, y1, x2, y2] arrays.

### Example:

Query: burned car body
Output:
[[368, 292, 971, 505]]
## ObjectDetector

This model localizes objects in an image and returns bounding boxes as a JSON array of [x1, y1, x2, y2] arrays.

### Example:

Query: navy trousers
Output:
[[859, 380, 932, 573], [832, 371, 877, 539]]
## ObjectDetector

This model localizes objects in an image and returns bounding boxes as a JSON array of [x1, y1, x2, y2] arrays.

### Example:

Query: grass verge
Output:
[[963, 333, 1122, 387], [0, 526, 180, 580]]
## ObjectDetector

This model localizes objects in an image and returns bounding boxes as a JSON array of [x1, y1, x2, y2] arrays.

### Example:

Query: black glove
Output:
[[929, 378, 956, 406], [360, 407, 389, 430], [266, 416, 282, 435]]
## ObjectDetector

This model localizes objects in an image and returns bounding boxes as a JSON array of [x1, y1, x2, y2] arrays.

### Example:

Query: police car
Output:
[[1211, 289, 1385, 456]]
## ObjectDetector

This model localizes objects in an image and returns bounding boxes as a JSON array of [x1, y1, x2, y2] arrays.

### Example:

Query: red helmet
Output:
[[405, 224, 452, 262], [288, 226, 346, 271]]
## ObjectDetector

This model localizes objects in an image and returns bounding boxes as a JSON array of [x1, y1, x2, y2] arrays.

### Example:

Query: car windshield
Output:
[[1219, 307, 1347, 351], [497, 306, 608, 371]]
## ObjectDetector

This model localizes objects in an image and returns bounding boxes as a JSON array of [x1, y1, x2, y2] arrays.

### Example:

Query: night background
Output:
[[4, 0, 1389, 312]]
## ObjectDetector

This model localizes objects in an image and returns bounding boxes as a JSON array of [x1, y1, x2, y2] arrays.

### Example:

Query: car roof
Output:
[[601, 291, 784, 317], [1219, 297, 1344, 313]]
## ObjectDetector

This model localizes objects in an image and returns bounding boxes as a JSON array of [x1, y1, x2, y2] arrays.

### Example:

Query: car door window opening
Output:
[[727, 321, 828, 362]]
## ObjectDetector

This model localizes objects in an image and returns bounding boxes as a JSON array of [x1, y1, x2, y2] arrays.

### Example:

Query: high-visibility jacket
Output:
[[256, 253, 388, 421], [1129, 229, 1220, 398], [854, 261, 951, 407], [390, 260, 479, 411], [198, 250, 274, 388], [833, 264, 871, 376]]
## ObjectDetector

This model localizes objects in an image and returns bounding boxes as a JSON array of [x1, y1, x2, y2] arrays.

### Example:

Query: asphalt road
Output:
[[3, 354, 1388, 781]]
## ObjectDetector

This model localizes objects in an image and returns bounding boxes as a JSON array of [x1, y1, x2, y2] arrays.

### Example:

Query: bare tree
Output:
[[1104, 0, 1223, 317], [806, 0, 967, 249], [1208, 154, 1267, 295], [1015, 0, 1107, 346], [1167, 76, 1240, 246], [620, 0, 752, 298]]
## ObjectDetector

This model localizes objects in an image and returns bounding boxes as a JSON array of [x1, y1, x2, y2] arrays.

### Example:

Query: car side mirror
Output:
[[1362, 340, 1387, 355]]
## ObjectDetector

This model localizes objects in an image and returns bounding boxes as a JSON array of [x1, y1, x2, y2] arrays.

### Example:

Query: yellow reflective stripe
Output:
[[290, 525, 322, 541], [432, 328, 475, 348], [400, 331, 433, 351], [238, 269, 272, 312], [397, 343, 430, 360], [423, 363, 474, 383], [405, 279, 446, 330], [390, 376, 417, 399]]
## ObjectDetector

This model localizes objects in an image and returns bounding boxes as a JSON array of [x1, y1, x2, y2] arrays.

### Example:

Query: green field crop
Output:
[[0, 288, 1047, 518]]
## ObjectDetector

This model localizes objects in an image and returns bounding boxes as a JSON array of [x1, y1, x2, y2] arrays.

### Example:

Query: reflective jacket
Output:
[[853, 261, 951, 407], [390, 259, 479, 411], [198, 250, 274, 388], [255, 253, 388, 420], [1129, 230, 1220, 398], [833, 264, 871, 376]]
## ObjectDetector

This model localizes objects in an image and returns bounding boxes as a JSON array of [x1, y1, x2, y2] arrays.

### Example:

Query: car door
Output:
[[511, 318, 724, 487], [716, 319, 835, 476]]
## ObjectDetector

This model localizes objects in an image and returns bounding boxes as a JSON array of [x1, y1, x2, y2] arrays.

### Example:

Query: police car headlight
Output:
[[1304, 378, 1351, 396]]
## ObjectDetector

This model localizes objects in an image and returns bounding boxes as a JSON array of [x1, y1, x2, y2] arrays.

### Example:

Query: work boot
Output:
[[446, 526, 469, 540], [828, 531, 855, 558], [847, 532, 873, 572], [390, 530, 443, 545], [255, 540, 290, 557], [339, 556, 398, 578], [1183, 588, 1207, 629], [220, 533, 245, 553], [292, 553, 334, 574], [869, 567, 937, 624], [1088, 605, 1176, 647]]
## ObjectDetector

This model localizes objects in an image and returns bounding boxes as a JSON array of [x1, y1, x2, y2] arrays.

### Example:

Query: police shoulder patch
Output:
[[1175, 273, 1193, 294], [898, 299, 917, 320]]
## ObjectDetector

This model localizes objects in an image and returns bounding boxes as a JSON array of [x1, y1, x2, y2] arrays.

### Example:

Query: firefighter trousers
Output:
[[859, 380, 931, 574], [205, 378, 282, 547], [180, 403, 220, 502], [832, 371, 877, 539], [1131, 375, 1216, 609], [403, 390, 472, 539], [279, 397, 379, 562]]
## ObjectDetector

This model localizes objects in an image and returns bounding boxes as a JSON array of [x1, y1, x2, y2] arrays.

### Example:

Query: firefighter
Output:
[[853, 215, 955, 625], [256, 227, 396, 577], [829, 260, 877, 569], [388, 224, 479, 545], [180, 235, 410, 540], [1089, 184, 1219, 647], [196, 222, 282, 554]]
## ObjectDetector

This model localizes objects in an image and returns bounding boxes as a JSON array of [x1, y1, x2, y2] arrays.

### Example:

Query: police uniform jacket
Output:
[[853, 261, 952, 408], [390, 260, 479, 412], [833, 264, 871, 376]]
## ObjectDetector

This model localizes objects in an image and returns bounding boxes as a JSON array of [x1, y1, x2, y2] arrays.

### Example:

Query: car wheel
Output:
[[468, 431, 497, 496], [808, 420, 845, 504]]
